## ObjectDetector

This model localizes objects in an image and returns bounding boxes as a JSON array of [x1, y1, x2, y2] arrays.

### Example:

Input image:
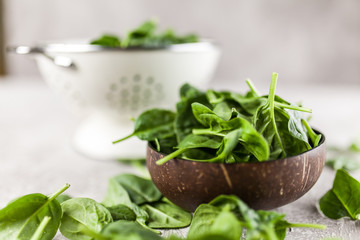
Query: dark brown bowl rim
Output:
[[147, 129, 325, 166]]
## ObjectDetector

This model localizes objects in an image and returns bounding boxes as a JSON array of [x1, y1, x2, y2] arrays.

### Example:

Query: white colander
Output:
[[9, 40, 221, 160]]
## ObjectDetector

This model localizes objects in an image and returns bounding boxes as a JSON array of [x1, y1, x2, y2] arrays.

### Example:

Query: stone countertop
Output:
[[1, 76, 360, 239]]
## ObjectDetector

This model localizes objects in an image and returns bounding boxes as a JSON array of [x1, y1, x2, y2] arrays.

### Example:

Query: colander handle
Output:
[[7, 45, 76, 70]]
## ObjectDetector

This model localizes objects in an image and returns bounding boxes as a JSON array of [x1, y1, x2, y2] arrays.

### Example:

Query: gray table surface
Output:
[[1, 76, 360, 239]]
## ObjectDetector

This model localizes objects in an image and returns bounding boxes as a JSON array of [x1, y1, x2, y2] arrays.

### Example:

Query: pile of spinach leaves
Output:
[[187, 195, 325, 240], [0, 174, 192, 240], [0, 177, 325, 240], [90, 19, 198, 49], [115, 72, 321, 165]]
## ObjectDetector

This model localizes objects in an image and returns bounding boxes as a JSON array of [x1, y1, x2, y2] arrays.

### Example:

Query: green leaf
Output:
[[188, 204, 241, 240], [326, 156, 360, 172], [175, 86, 210, 142], [141, 201, 192, 228], [0, 184, 69, 240], [60, 198, 113, 240], [121, 20, 158, 48], [113, 109, 176, 143], [130, 203, 157, 233], [212, 101, 233, 121], [56, 194, 72, 204], [155, 134, 222, 165], [349, 138, 360, 152], [106, 204, 137, 221], [301, 119, 322, 147], [320, 169, 360, 220], [102, 175, 160, 233], [253, 73, 311, 160], [116, 158, 146, 165], [102, 177, 133, 207], [109, 174, 162, 205], [206, 208, 242, 239], [187, 204, 222, 239], [229, 92, 266, 116], [101, 221, 162, 240], [206, 129, 242, 163], [152, 136, 178, 155], [90, 34, 121, 47]]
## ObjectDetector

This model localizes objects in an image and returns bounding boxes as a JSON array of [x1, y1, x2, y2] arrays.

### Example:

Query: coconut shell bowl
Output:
[[146, 134, 326, 212]]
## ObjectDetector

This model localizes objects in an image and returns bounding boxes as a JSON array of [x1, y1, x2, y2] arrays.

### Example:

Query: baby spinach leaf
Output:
[[30, 216, 51, 240], [116, 158, 146, 165], [102, 177, 133, 207], [272, 218, 326, 240], [130, 203, 158, 233], [212, 101, 233, 121], [101, 221, 162, 240], [109, 174, 162, 205], [60, 198, 113, 240], [206, 89, 226, 105], [102, 175, 159, 233], [320, 169, 360, 220], [174, 133, 222, 150], [326, 140, 360, 172], [141, 201, 192, 229], [205, 129, 241, 163], [349, 139, 360, 152], [56, 193, 72, 204], [188, 204, 241, 240], [204, 207, 242, 240], [121, 20, 157, 48], [0, 184, 69, 240], [191, 102, 226, 132], [301, 119, 321, 147], [152, 136, 178, 155], [187, 204, 222, 239], [326, 156, 360, 172], [160, 29, 198, 45], [175, 90, 210, 142], [113, 109, 176, 143], [253, 73, 311, 160], [179, 83, 204, 100], [209, 195, 260, 230], [155, 134, 222, 165], [90, 34, 121, 47], [205, 79, 265, 118], [106, 204, 137, 221], [228, 92, 266, 116]]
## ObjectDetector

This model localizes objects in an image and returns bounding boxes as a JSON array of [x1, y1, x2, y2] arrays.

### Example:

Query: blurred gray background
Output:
[[2, 0, 360, 85]]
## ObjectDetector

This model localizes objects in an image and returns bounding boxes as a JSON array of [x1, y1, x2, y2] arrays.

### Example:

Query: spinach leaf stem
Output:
[[156, 148, 187, 165], [48, 183, 70, 202], [246, 79, 261, 97], [286, 223, 326, 230], [113, 133, 135, 144], [30, 216, 52, 240], [275, 102, 312, 113]]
